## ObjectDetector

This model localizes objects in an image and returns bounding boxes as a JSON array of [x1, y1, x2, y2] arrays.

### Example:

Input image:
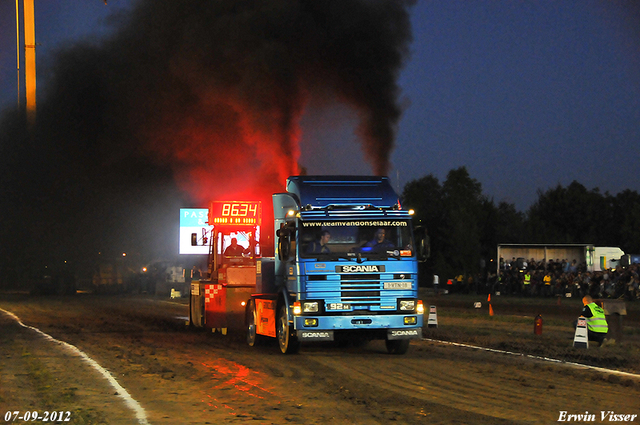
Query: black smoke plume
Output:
[[0, 0, 414, 281]]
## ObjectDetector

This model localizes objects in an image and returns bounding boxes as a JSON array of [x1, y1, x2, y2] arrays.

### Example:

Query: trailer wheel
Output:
[[277, 305, 300, 354], [246, 299, 265, 346], [385, 339, 410, 355]]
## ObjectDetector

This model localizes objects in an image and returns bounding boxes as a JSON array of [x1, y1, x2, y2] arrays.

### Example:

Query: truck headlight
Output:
[[399, 300, 416, 311], [303, 301, 319, 313]]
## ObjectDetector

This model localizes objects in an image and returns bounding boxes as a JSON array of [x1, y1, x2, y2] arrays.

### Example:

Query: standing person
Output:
[[580, 295, 609, 346], [191, 265, 202, 280], [453, 274, 463, 294], [543, 271, 552, 297], [523, 271, 531, 297], [627, 275, 640, 300], [306, 230, 331, 254]]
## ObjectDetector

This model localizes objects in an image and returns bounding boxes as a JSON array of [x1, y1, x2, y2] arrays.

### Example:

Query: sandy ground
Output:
[[1, 293, 639, 425]]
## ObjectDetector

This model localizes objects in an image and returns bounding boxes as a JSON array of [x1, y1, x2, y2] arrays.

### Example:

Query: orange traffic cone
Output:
[[488, 294, 491, 302], [489, 304, 494, 316]]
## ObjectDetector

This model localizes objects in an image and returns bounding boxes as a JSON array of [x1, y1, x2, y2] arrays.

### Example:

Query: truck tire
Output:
[[246, 299, 266, 346], [188, 294, 195, 327], [277, 304, 300, 354], [385, 338, 410, 355], [188, 292, 204, 328]]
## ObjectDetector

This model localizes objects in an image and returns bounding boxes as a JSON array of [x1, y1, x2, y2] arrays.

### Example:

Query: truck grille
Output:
[[340, 274, 380, 280], [306, 273, 412, 308], [341, 290, 381, 300], [340, 280, 381, 303]]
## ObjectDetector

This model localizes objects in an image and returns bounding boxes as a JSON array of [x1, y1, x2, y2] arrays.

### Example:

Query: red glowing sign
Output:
[[208, 201, 262, 226]]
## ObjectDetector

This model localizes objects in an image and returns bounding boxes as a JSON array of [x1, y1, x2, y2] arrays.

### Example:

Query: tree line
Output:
[[401, 167, 640, 281]]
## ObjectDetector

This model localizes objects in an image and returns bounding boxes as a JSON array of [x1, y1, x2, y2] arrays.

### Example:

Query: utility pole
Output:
[[23, 0, 36, 127], [15, 0, 20, 107]]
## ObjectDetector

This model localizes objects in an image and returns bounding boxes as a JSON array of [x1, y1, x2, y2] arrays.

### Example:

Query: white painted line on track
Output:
[[1, 308, 150, 425], [422, 337, 640, 380]]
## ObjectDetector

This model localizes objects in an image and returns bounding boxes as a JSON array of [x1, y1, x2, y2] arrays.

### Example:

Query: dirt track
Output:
[[1, 294, 639, 424]]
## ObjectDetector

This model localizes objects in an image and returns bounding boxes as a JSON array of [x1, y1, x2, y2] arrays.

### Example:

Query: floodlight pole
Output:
[[23, 0, 36, 127], [16, 0, 20, 108]]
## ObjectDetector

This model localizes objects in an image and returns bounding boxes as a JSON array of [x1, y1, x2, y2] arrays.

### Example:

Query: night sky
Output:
[[1, 1, 639, 210], [0, 1, 639, 268]]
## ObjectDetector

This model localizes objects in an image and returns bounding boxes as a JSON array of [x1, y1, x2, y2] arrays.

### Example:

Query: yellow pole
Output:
[[23, 0, 36, 126]]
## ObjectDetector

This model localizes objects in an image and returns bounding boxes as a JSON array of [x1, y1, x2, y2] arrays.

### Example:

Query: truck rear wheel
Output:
[[188, 291, 204, 328], [277, 304, 300, 354], [246, 299, 265, 346], [385, 339, 410, 355]]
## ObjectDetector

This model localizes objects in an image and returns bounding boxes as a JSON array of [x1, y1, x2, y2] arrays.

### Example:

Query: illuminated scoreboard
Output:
[[208, 201, 262, 226]]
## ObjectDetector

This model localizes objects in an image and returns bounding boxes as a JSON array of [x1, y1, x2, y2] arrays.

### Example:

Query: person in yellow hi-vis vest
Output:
[[522, 272, 531, 296], [455, 274, 464, 293], [543, 272, 552, 297], [580, 295, 609, 346]]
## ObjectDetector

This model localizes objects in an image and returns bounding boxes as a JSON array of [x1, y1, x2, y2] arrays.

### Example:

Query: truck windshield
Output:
[[299, 220, 414, 259]]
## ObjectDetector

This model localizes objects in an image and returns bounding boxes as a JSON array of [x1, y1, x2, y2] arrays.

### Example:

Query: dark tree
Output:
[[400, 168, 640, 282], [612, 190, 640, 253]]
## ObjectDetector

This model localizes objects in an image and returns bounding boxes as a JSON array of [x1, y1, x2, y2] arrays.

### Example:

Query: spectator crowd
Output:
[[447, 258, 640, 301]]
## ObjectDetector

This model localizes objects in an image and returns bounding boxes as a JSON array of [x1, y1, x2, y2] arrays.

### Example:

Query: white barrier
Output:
[[573, 316, 589, 349], [427, 305, 438, 328]]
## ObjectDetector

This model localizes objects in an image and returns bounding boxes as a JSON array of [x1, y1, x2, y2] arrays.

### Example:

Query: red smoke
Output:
[[142, 92, 302, 203]]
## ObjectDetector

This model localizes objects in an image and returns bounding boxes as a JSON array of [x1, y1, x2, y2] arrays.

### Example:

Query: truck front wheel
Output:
[[385, 339, 410, 355], [277, 305, 300, 354]]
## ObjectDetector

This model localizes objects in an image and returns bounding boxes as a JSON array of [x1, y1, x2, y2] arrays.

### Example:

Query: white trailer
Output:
[[593, 247, 625, 271]]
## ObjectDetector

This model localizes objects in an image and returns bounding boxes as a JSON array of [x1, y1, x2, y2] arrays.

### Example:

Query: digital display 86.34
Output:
[[208, 201, 262, 226]]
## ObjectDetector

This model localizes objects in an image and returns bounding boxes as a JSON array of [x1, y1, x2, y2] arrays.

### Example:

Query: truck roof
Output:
[[286, 176, 400, 210]]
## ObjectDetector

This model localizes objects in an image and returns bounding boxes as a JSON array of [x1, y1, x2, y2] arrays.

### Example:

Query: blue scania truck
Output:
[[246, 176, 426, 354]]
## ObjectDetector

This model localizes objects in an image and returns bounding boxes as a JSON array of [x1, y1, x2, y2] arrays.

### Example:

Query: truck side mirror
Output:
[[279, 234, 290, 260], [277, 223, 295, 260]]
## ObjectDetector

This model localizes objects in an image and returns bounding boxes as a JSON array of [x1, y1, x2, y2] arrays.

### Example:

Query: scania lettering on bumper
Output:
[[387, 328, 422, 340], [298, 330, 334, 341]]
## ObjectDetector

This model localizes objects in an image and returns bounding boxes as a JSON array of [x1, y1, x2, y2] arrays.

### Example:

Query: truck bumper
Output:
[[294, 314, 423, 340]]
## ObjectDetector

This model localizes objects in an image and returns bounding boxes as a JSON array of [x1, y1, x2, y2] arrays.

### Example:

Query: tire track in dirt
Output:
[[303, 340, 640, 424], [305, 348, 535, 423]]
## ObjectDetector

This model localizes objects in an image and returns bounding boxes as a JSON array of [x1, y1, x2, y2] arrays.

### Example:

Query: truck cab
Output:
[[248, 176, 425, 354]]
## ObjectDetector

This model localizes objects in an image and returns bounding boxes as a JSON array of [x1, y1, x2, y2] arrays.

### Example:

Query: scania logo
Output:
[[301, 332, 332, 339], [391, 330, 418, 336], [336, 265, 385, 273]]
